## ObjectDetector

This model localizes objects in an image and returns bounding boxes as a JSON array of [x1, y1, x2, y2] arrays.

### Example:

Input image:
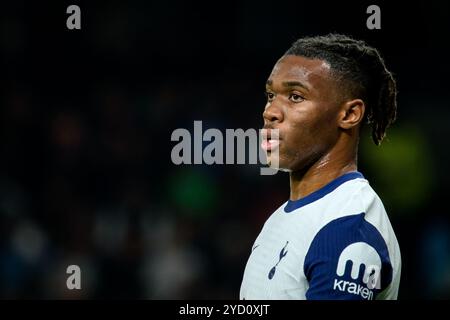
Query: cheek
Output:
[[304, 103, 339, 141], [282, 105, 337, 158], [280, 116, 316, 160], [288, 106, 323, 142]]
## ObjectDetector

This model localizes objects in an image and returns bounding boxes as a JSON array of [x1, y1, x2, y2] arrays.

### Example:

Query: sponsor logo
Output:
[[334, 242, 382, 300], [333, 279, 374, 300]]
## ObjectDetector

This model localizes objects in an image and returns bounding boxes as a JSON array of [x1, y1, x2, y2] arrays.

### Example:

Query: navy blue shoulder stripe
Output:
[[284, 171, 365, 213]]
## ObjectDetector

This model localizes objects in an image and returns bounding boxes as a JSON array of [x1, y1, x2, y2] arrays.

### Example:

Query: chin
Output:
[[267, 156, 293, 173]]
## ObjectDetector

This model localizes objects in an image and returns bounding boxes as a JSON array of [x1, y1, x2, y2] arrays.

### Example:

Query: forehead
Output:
[[268, 55, 333, 91]]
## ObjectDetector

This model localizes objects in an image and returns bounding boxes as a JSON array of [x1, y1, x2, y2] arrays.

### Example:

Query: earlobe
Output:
[[339, 99, 365, 130]]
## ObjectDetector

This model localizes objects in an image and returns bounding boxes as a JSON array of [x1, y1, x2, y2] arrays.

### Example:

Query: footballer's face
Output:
[[262, 55, 343, 172]]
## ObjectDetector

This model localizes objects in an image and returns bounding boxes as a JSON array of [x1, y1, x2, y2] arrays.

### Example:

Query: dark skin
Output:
[[262, 55, 365, 201]]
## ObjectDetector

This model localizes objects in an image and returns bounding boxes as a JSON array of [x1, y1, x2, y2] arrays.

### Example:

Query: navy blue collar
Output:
[[284, 171, 365, 213]]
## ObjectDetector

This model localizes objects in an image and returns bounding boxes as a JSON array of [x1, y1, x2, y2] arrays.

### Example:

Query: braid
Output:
[[285, 34, 398, 145], [369, 55, 397, 145]]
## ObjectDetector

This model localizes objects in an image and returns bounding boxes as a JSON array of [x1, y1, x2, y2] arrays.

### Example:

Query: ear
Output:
[[338, 99, 365, 129]]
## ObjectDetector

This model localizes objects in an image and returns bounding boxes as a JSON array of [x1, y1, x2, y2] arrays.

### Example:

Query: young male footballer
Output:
[[240, 34, 401, 300]]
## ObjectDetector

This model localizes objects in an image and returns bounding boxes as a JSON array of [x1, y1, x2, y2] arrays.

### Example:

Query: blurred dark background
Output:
[[1, 0, 450, 299]]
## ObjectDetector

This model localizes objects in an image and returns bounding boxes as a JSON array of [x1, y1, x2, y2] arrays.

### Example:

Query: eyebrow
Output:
[[266, 80, 310, 91]]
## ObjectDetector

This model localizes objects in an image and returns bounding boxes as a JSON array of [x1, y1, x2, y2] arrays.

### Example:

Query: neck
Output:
[[289, 140, 358, 201]]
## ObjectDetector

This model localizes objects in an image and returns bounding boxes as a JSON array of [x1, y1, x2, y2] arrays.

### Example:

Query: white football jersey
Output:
[[240, 171, 401, 300]]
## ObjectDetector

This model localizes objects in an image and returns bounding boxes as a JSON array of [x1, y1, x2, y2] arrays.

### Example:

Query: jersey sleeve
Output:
[[303, 213, 393, 300]]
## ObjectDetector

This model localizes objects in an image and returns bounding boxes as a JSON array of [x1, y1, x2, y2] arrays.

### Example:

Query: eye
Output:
[[289, 93, 304, 103], [265, 91, 275, 102]]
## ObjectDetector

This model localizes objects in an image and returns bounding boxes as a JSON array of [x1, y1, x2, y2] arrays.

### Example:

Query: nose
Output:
[[263, 100, 283, 124]]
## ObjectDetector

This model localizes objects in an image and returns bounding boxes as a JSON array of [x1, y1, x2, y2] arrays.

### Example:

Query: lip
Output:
[[261, 138, 280, 151], [261, 128, 281, 151], [261, 128, 272, 140]]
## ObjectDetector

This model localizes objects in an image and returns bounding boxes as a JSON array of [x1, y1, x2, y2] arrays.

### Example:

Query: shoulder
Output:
[[304, 212, 395, 300]]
